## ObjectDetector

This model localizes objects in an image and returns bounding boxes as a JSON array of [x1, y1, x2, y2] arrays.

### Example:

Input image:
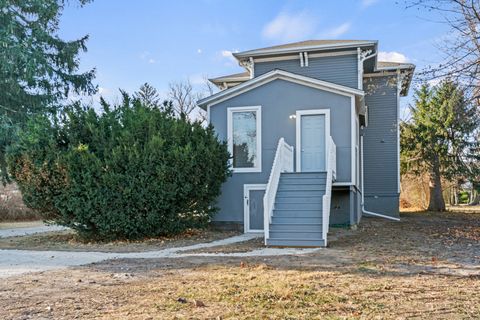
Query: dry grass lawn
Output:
[[1, 210, 479, 319]]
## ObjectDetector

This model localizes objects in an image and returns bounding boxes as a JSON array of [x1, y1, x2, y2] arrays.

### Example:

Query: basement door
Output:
[[297, 112, 327, 172], [243, 184, 266, 233]]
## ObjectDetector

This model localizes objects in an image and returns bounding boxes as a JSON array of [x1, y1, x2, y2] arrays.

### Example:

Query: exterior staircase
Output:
[[263, 137, 336, 248], [266, 172, 326, 247]]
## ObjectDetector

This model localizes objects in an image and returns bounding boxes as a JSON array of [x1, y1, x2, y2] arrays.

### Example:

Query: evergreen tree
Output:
[[0, 0, 96, 184], [134, 83, 162, 108], [401, 81, 479, 211]]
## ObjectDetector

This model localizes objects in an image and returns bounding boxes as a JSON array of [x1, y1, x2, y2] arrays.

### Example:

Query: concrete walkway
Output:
[[0, 224, 68, 238], [0, 233, 321, 278]]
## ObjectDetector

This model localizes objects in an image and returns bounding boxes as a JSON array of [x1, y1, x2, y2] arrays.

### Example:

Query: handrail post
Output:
[[322, 135, 336, 246]]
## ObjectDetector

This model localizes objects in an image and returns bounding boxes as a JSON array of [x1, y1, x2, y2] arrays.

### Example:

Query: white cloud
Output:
[[378, 51, 409, 63], [262, 11, 317, 42], [321, 22, 351, 38], [219, 50, 238, 63], [139, 51, 157, 64], [197, 49, 203, 54], [362, 0, 379, 8], [98, 87, 108, 95]]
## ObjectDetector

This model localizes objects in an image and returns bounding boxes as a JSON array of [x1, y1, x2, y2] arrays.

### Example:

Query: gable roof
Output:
[[233, 40, 377, 58], [197, 69, 363, 109]]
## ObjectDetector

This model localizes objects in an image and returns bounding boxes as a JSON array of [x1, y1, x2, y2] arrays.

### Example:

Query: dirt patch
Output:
[[1, 211, 479, 319], [0, 220, 45, 230], [0, 182, 39, 222], [0, 228, 240, 252]]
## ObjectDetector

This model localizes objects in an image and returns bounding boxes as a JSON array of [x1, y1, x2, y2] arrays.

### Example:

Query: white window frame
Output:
[[295, 109, 331, 172], [227, 106, 262, 173]]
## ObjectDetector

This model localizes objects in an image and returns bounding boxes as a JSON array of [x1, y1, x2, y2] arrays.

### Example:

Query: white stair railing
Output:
[[322, 136, 336, 246], [263, 138, 294, 244]]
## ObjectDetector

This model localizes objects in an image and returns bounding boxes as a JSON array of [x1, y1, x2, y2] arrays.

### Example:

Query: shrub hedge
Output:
[[8, 95, 231, 240]]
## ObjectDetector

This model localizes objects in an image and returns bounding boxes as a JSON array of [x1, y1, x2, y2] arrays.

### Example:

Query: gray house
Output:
[[198, 40, 414, 247]]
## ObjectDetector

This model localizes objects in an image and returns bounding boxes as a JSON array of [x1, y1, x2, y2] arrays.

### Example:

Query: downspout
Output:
[[360, 131, 400, 221]]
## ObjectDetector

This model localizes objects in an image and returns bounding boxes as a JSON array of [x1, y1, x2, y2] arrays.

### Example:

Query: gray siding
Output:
[[210, 79, 353, 223], [254, 54, 358, 89], [362, 75, 400, 217]]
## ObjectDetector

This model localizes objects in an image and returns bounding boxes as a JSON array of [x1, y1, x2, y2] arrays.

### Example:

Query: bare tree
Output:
[[167, 77, 218, 123], [168, 80, 201, 118], [407, 1, 480, 98]]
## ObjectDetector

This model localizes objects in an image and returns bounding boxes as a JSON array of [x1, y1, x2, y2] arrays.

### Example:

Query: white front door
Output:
[[296, 110, 329, 172]]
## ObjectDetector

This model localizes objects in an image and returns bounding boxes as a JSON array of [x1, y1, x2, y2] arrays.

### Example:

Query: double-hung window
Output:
[[227, 106, 262, 173]]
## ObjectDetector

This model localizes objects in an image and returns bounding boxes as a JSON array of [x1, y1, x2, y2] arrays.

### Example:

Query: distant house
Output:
[[198, 40, 414, 247]]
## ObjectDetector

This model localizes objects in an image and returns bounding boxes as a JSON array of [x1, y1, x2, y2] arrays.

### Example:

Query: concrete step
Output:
[[272, 216, 322, 224], [269, 223, 322, 232], [278, 184, 326, 191], [274, 202, 322, 210], [266, 238, 326, 247], [273, 209, 321, 218]]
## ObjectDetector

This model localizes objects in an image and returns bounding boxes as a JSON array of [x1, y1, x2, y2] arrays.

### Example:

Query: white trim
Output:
[[249, 57, 254, 79], [295, 109, 331, 172], [206, 105, 211, 124], [357, 48, 362, 90], [227, 106, 262, 173], [355, 116, 360, 189], [233, 41, 377, 58], [199, 69, 364, 108], [244, 184, 267, 233], [333, 182, 354, 186], [252, 50, 356, 63], [396, 70, 401, 193], [254, 54, 299, 63], [299, 52, 304, 67], [351, 97, 356, 186], [304, 52, 309, 67], [308, 50, 357, 59]]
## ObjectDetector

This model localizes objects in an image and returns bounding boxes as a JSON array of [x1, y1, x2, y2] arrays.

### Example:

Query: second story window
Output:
[[227, 106, 262, 173]]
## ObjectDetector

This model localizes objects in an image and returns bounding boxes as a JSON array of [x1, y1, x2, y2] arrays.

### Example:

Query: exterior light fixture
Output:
[[289, 114, 296, 119]]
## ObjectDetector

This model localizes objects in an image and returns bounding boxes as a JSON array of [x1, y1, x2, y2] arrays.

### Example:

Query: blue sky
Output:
[[60, 0, 450, 117]]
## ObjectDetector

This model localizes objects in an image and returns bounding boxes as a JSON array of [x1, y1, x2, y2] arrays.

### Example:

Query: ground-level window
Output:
[[227, 106, 262, 172]]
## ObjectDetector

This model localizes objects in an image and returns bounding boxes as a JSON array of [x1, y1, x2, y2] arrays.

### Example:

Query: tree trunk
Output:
[[470, 189, 480, 205], [428, 158, 446, 212]]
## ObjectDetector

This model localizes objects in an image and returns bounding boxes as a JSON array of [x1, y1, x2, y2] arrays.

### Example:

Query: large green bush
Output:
[[8, 95, 231, 240]]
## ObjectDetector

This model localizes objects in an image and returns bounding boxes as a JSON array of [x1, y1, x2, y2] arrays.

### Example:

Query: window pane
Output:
[[232, 111, 257, 168]]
